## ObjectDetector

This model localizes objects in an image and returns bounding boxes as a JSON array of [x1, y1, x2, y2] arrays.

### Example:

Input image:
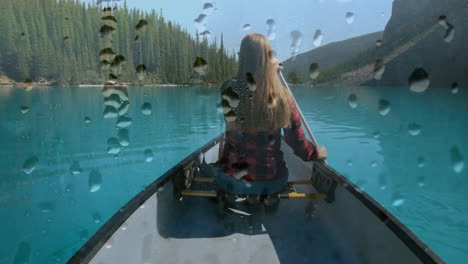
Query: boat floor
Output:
[[90, 145, 361, 264]]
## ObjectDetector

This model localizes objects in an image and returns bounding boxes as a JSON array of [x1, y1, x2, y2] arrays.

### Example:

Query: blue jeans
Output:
[[209, 165, 288, 195]]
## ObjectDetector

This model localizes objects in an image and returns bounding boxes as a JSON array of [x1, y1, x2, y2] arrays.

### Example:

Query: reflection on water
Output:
[[0, 85, 467, 263]]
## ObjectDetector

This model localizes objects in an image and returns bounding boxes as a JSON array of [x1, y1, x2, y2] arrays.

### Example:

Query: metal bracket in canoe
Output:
[[173, 163, 327, 200]]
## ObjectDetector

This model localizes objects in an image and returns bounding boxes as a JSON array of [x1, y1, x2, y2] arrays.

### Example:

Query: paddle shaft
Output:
[[278, 71, 319, 148]]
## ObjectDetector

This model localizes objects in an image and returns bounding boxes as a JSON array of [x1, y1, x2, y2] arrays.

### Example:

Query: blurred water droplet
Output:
[[121, 223, 128, 231], [266, 19, 276, 40], [103, 106, 118, 119], [141, 103, 152, 115], [417, 176, 425, 187], [118, 129, 130, 147], [290, 30, 302, 58], [242, 24, 252, 31], [391, 198, 405, 207], [23, 156, 38, 174], [70, 161, 82, 175], [408, 123, 421, 136], [417, 157, 425, 168], [118, 101, 130, 116], [107, 136, 121, 154], [378, 99, 391, 116], [409, 68, 430, 93], [347, 94, 358, 109], [92, 212, 101, 223], [373, 59, 385, 80], [224, 111, 237, 122], [345, 12, 355, 24], [202, 3, 215, 15], [84, 116, 91, 124], [38, 201, 55, 213], [193, 57, 208, 76], [375, 39, 383, 47], [451, 82, 459, 94], [309, 63, 319, 80], [223, 91, 240, 110], [144, 149, 154, 162], [116, 115, 132, 128], [313, 30, 323, 47], [104, 94, 122, 109], [105, 239, 113, 249], [88, 169, 102, 193], [347, 160, 352, 166], [451, 146, 464, 173], [373, 131, 381, 138], [20, 106, 30, 114]]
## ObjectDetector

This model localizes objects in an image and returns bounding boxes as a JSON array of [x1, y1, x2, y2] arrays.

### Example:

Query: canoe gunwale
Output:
[[67, 135, 222, 264], [67, 134, 445, 264], [313, 162, 445, 264]]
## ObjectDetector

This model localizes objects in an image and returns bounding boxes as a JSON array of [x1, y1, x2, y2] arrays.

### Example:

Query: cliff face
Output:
[[367, 0, 468, 87], [283, 0, 467, 88], [282, 31, 383, 75]]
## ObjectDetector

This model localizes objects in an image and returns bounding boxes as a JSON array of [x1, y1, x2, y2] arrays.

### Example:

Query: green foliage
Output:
[[0, 0, 237, 85]]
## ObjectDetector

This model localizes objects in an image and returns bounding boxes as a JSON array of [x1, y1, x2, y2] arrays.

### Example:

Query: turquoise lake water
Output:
[[0, 85, 466, 263]]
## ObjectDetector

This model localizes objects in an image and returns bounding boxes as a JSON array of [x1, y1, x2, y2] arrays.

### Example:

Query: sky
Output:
[[85, 0, 393, 61]]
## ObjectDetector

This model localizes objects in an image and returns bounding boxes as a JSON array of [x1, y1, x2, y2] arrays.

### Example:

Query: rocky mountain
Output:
[[283, 0, 468, 88]]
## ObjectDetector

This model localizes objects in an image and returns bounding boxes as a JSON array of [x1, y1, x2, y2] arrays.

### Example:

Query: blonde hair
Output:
[[234, 33, 292, 132]]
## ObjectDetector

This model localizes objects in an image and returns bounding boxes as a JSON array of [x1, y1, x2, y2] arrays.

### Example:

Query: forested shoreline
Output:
[[0, 0, 237, 85]]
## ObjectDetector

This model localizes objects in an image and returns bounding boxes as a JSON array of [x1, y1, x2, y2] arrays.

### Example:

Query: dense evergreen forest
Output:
[[0, 0, 237, 85]]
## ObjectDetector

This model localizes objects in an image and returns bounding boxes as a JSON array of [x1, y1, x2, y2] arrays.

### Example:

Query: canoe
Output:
[[68, 135, 444, 264]]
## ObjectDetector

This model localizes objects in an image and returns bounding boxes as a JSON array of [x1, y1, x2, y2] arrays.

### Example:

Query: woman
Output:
[[217, 33, 327, 205]]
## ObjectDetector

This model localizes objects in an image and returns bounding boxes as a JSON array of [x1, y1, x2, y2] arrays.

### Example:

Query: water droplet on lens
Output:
[[409, 68, 430, 93], [144, 149, 154, 162], [20, 106, 30, 114], [309, 63, 320, 80], [23, 156, 38, 174], [103, 106, 118, 119], [371, 161, 377, 167], [242, 24, 252, 31], [313, 29, 323, 47], [118, 129, 130, 147], [141, 103, 152, 115], [38, 201, 55, 213], [266, 19, 276, 40], [451, 82, 459, 94], [417, 176, 425, 187], [373, 131, 381, 138], [417, 157, 425, 168], [408, 123, 421, 136], [84, 116, 91, 123], [378, 99, 391, 116], [392, 198, 405, 207], [88, 169, 102, 193], [373, 59, 385, 80], [193, 57, 208, 76], [345, 12, 355, 24], [451, 146, 464, 173], [224, 111, 237, 123], [202, 3, 215, 15], [92, 212, 101, 224], [70, 161, 82, 175], [116, 115, 132, 128], [375, 39, 383, 47], [347, 94, 358, 109], [118, 101, 130, 116], [347, 160, 352, 166]]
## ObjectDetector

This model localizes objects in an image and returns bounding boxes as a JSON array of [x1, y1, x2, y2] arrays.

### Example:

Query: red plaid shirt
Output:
[[220, 103, 318, 181]]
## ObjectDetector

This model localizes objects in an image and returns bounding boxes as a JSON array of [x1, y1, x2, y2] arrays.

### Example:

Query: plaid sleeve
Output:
[[283, 104, 318, 161]]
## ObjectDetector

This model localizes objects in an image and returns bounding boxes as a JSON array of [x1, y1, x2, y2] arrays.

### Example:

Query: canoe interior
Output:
[[68, 136, 444, 264]]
